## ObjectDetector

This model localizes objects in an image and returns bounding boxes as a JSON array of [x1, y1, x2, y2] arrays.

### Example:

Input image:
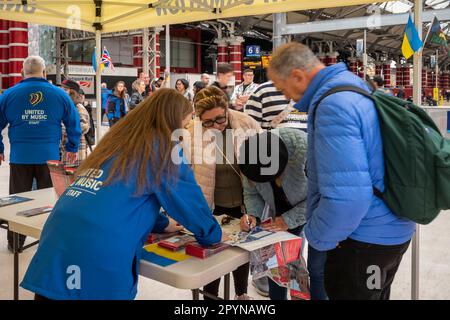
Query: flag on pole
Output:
[[401, 14, 423, 60], [429, 17, 447, 46], [101, 47, 115, 71], [91, 47, 105, 72], [92, 47, 114, 72], [429, 16, 449, 57]]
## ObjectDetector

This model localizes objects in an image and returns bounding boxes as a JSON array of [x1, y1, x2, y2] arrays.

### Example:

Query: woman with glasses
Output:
[[184, 86, 261, 300], [175, 78, 193, 102]]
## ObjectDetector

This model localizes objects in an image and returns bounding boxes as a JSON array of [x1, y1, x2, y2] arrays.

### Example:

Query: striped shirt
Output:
[[244, 81, 292, 130]]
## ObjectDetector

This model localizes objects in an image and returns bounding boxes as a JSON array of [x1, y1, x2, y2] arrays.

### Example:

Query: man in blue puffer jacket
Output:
[[268, 43, 416, 300]]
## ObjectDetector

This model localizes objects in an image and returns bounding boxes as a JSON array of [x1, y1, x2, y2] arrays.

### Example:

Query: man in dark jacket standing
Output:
[[0, 56, 81, 251], [211, 63, 235, 104], [268, 43, 415, 300]]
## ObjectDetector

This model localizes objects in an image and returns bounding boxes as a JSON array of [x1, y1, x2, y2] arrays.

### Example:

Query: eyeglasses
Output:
[[201, 113, 227, 128]]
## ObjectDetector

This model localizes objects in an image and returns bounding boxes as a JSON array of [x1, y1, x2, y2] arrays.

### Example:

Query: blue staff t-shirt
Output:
[[21, 158, 221, 300]]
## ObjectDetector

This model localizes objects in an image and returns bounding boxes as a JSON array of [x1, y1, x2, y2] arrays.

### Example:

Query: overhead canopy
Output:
[[0, 0, 394, 33]]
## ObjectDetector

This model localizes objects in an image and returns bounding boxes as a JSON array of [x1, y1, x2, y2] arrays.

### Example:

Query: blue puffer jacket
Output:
[[295, 63, 415, 251]]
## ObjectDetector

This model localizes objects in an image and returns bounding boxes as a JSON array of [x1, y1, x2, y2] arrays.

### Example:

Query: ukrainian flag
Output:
[[402, 14, 423, 60], [91, 47, 104, 72]]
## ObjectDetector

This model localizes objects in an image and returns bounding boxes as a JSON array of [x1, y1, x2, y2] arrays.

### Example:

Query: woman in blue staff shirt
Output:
[[21, 89, 222, 300]]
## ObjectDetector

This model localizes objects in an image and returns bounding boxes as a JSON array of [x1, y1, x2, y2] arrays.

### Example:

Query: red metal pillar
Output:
[[155, 32, 161, 78], [383, 62, 391, 87], [397, 65, 403, 87], [0, 20, 9, 90], [318, 52, 327, 65], [403, 63, 411, 87], [375, 62, 382, 76], [427, 69, 433, 88], [228, 37, 244, 85], [443, 71, 449, 90], [216, 38, 228, 64], [8, 21, 28, 87], [326, 52, 338, 66]]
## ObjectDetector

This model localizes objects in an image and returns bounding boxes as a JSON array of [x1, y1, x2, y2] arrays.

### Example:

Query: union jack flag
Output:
[[101, 47, 115, 71]]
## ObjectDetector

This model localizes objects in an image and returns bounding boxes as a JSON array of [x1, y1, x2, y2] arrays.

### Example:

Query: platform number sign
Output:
[[246, 45, 261, 57]]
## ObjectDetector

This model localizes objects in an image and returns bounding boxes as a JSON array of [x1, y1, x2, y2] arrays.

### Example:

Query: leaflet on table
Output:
[[268, 259, 310, 300], [146, 231, 180, 244], [17, 206, 53, 217], [0, 195, 33, 208], [250, 238, 302, 276], [157, 234, 195, 251], [224, 227, 274, 246], [185, 242, 230, 259], [229, 230, 301, 252], [250, 238, 310, 300]]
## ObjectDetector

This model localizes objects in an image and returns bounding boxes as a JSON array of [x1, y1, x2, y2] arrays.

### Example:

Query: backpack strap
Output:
[[313, 85, 383, 200], [313, 85, 374, 122]]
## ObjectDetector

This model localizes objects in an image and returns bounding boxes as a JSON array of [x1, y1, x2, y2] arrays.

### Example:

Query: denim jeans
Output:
[[307, 245, 328, 300], [267, 224, 304, 300]]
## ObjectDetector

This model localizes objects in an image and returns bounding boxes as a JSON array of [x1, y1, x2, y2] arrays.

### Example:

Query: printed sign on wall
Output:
[[70, 75, 95, 95]]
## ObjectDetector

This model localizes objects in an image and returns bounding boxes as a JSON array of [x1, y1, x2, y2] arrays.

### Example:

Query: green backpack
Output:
[[315, 86, 450, 225]]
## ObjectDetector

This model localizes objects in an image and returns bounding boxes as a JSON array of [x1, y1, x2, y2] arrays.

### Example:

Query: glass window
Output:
[[160, 37, 195, 69]]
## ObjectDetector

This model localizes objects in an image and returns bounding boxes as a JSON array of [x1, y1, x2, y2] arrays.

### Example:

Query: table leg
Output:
[[192, 289, 200, 300], [13, 232, 19, 300], [224, 273, 230, 300]]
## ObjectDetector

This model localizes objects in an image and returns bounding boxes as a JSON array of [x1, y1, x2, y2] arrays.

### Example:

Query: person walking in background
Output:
[[185, 86, 261, 300], [107, 81, 127, 127], [0, 56, 81, 252], [201, 73, 210, 86], [397, 86, 406, 99], [130, 79, 146, 110], [268, 42, 415, 300], [21, 89, 222, 300], [231, 69, 259, 111], [79, 89, 95, 150], [138, 72, 152, 96], [211, 63, 235, 103], [371, 75, 394, 96], [60, 79, 90, 164], [239, 128, 308, 300], [101, 82, 111, 123], [192, 81, 206, 98], [151, 76, 165, 92], [175, 78, 193, 102]]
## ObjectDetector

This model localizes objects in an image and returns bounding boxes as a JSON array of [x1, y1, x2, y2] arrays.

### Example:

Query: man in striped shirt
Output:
[[245, 81, 307, 130]]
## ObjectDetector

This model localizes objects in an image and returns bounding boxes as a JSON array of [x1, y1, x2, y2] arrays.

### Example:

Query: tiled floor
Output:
[[1, 122, 450, 300]]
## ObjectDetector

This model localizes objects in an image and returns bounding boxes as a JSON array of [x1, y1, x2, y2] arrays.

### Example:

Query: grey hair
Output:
[[269, 43, 322, 79], [132, 79, 145, 91], [23, 56, 46, 76]]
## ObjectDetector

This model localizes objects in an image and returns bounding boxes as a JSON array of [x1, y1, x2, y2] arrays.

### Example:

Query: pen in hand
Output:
[[245, 214, 253, 232]]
